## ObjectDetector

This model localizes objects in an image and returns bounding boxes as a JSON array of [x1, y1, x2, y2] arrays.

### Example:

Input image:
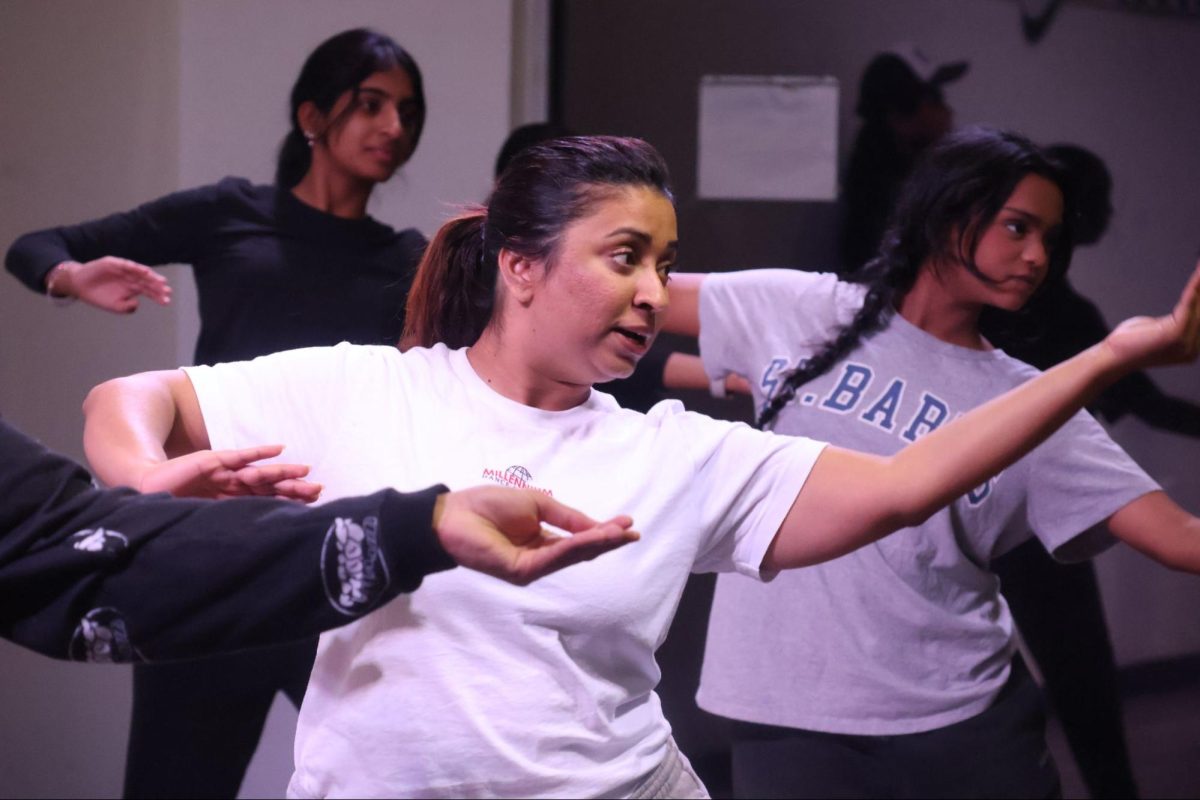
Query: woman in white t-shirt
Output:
[[81, 136, 1199, 799], [664, 126, 1200, 798]]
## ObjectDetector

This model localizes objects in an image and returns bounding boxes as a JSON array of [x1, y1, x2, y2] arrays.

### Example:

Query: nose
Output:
[[634, 268, 669, 314], [1024, 235, 1049, 270], [382, 105, 404, 138]]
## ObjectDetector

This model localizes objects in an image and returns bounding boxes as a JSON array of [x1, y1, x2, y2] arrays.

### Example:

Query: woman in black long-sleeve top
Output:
[[5, 28, 433, 798]]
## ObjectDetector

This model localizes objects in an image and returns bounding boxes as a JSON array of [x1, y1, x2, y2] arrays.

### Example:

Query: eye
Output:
[[1003, 218, 1028, 237], [611, 249, 635, 267], [657, 262, 674, 284], [359, 96, 384, 115]]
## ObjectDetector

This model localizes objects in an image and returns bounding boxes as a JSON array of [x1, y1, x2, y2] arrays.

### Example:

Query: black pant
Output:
[[727, 659, 1061, 799], [123, 637, 317, 799], [994, 538, 1138, 799]]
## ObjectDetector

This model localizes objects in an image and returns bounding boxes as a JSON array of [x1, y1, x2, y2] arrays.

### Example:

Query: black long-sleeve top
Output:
[[0, 417, 456, 663], [5, 177, 426, 365]]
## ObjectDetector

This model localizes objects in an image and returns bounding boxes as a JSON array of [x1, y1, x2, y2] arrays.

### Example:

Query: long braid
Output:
[[756, 249, 911, 430]]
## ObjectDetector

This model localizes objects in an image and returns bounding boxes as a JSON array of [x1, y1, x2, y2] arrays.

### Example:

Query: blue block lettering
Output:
[[821, 364, 873, 413]]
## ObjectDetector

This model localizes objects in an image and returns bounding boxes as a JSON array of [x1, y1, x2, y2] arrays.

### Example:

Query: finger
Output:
[[213, 444, 286, 469], [253, 478, 323, 502], [1173, 261, 1200, 326], [517, 523, 640, 582], [531, 493, 632, 535], [234, 462, 312, 486]]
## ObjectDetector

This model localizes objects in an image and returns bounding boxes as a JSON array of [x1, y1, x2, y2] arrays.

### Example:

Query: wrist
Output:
[[45, 261, 80, 303]]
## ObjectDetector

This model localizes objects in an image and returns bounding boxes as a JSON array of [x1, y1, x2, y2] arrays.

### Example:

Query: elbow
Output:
[[82, 377, 124, 420]]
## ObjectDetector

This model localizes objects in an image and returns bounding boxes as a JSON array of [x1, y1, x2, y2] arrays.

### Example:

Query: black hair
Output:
[[1045, 143, 1112, 248], [758, 125, 1072, 430], [275, 28, 426, 188], [494, 121, 575, 179], [404, 136, 673, 350]]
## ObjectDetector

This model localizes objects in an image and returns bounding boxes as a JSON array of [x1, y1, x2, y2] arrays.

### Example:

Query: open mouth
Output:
[[614, 327, 650, 347]]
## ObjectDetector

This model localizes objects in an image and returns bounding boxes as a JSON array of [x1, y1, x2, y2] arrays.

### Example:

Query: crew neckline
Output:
[[888, 311, 1010, 363], [444, 346, 605, 425]]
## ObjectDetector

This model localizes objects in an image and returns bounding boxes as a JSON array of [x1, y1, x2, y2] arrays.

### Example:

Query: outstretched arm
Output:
[[766, 262, 1200, 570], [2, 419, 637, 661]]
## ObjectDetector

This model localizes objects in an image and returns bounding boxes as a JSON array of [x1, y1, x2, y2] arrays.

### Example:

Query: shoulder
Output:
[[702, 269, 867, 343]]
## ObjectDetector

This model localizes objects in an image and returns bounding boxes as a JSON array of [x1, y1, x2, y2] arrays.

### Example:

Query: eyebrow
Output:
[[357, 86, 418, 104], [606, 227, 680, 250], [1001, 207, 1061, 228]]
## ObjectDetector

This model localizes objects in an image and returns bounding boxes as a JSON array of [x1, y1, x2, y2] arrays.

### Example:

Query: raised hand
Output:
[[138, 444, 322, 502], [433, 487, 639, 585], [48, 257, 172, 313], [1103, 261, 1200, 372]]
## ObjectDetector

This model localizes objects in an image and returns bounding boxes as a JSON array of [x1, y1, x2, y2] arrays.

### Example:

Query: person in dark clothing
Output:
[[983, 143, 1200, 800], [4, 28, 435, 798], [0, 416, 637, 661], [840, 43, 965, 273]]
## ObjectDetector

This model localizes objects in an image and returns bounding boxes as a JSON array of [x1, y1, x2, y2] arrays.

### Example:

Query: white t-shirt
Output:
[[695, 269, 1160, 735], [184, 343, 825, 798]]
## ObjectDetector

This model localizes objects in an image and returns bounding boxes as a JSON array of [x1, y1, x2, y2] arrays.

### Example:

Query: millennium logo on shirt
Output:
[[70, 607, 138, 663], [322, 516, 391, 616], [481, 465, 553, 495]]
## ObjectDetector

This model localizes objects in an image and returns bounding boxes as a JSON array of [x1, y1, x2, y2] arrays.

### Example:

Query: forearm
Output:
[[82, 372, 186, 488], [4, 483, 454, 661], [1108, 491, 1200, 573], [887, 343, 1122, 524], [769, 343, 1123, 571]]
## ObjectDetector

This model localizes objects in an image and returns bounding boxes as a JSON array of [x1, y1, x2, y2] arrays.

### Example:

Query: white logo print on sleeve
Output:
[[70, 607, 138, 663], [70, 528, 130, 554], [321, 516, 390, 616]]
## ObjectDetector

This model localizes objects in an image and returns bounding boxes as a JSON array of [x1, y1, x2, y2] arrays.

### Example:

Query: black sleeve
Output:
[[1094, 370, 1200, 436], [0, 418, 456, 663], [4, 182, 225, 293]]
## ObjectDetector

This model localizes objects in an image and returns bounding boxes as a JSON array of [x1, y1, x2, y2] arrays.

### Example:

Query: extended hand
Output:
[[138, 444, 322, 501], [1104, 260, 1200, 372], [433, 487, 639, 585], [50, 257, 172, 313]]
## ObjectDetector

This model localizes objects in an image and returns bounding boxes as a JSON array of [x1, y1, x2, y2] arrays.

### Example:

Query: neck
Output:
[[896, 262, 988, 350], [467, 327, 592, 411], [290, 161, 373, 219]]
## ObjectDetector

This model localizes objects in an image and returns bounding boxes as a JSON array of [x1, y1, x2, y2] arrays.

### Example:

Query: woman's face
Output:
[[313, 67, 421, 183], [522, 186, 677, 385], [947, 173, 1064, 312]]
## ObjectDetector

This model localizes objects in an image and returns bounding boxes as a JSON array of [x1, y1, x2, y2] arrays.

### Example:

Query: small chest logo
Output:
[[481, 465, 553, 495]]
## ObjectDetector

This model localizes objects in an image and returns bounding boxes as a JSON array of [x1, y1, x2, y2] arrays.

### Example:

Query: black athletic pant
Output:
[[123, 638, 316, 799], [994, 538, 1138, 799], [727, 658, 1061, 799]]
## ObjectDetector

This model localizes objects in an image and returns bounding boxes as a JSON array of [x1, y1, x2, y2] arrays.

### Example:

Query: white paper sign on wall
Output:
[[697, 74, 839, 201]]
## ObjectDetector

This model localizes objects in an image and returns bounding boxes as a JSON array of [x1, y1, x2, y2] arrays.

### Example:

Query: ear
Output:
[[297, 101, 326, 141], [496, 248, 543, 306]]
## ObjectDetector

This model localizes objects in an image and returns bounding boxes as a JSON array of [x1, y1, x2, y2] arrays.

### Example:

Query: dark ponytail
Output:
[[757, 125, 1073, 430], [403, 136, 673, 350], [403, 210, 495, 349], [276, 28, 426, 188]]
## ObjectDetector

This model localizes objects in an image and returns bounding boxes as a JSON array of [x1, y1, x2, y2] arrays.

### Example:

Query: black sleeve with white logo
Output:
[[0, 418, 455, 662]]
